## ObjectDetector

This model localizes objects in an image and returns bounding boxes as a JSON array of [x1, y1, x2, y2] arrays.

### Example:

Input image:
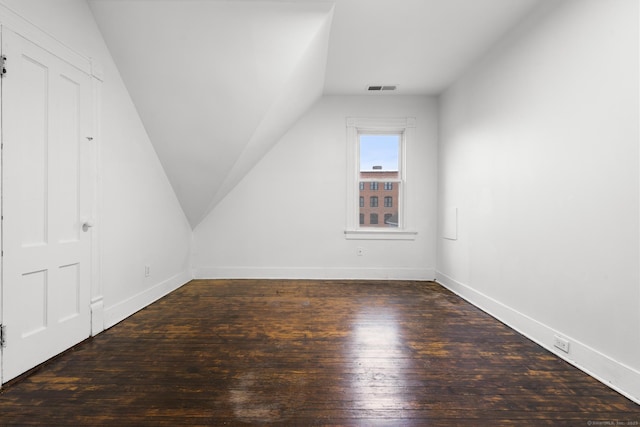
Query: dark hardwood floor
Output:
[[0, 279, 638, 426]]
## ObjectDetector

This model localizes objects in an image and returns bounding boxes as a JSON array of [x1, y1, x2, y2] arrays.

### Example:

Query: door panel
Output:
[[18, 55, 49, 247], [2, 28, 93, 383]]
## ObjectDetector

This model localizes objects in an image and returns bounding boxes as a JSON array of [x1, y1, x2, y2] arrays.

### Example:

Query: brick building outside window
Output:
[[359, 167, 399, 227]]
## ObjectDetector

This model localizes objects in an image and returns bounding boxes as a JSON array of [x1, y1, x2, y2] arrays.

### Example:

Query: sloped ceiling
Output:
[[88, 0, 540, 228], [89, 0, 335, 227]]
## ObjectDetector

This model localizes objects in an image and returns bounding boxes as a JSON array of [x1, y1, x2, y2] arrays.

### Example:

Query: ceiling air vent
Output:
[[367, 85, 397, 92]]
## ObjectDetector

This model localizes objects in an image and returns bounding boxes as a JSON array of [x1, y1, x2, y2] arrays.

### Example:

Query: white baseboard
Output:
[[194, 266, 435, 281], [435, 271, 640, 405], [90, 298, 104, 336], [103, 270, 192, 329]]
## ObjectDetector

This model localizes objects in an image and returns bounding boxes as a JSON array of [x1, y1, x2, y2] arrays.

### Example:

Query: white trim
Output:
[[346, 117, 416, 130], [89, 73, 103, 336], [90, 59, 104, 82], [435, 271, 640, 405], [194, 266, 435, 281], [344, 230, 417, 240], [0, 3, 90, 74], [103, 271, 192, 329], [90, 298, 104, 337]]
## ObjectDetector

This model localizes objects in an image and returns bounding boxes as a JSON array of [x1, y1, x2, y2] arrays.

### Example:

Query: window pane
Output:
[[359, 134, 400, 172], [358, 181, 400, 228], [384, 212, 398, 227]]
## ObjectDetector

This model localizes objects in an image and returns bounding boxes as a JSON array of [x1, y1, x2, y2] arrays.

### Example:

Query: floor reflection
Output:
[[349, 307, 410, 412]]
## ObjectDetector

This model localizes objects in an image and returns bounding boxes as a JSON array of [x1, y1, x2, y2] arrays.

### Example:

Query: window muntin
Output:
[[384, 182, 393, 190]]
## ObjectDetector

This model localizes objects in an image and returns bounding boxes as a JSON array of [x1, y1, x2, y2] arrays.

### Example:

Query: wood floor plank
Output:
[[0, 279, 637, 426]]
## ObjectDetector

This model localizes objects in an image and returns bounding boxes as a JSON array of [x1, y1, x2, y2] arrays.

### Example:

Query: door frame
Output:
[[0, 4, 103, 385]]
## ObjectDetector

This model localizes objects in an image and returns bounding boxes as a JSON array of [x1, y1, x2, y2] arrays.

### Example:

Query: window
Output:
[[345, 117, 417, 240]]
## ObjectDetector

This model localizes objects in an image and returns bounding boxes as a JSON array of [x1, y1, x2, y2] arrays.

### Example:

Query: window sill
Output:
[[344, 230, 418, 241]]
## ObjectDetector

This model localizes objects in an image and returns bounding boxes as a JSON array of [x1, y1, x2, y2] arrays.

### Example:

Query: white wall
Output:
[[0, 0, 193, 329], [437, 0, 639, 402], [194, 95, 438, 280]]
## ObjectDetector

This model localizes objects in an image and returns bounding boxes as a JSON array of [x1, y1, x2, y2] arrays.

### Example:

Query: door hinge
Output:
[[0, 325, 6, 348], [1, 55, 6, 78]]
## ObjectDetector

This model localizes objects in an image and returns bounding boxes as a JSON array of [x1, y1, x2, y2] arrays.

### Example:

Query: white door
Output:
[[1, 28, 93, 383]]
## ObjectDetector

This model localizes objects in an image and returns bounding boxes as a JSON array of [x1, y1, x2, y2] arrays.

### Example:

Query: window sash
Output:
[[359, 178, 401, 183]]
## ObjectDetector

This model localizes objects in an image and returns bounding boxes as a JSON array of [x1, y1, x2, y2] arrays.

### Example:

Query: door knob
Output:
[[82, 221, 94, 232]]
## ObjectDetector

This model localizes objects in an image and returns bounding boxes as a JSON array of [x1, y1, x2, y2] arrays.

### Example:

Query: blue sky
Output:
[[359, 134, 400, 171]]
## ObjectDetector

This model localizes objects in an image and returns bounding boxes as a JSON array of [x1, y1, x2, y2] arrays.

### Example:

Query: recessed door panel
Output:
[[19, 56, 49, 247], [55, 263, 80, 323], [56, 76, 81, 243], [19, 270, 48, 338]]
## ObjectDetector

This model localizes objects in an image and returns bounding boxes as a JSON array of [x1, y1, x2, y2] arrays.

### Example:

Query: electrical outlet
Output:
[[144, 265, 150, 277], [553, 335, 570, 353], [356, 247, 364, 256]]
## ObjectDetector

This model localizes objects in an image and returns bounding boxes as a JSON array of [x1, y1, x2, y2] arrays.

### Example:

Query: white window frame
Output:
[[345, 117, 417, 240]]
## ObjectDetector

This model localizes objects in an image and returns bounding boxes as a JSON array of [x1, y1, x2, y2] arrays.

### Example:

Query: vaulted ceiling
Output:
[[88, 0, 541, 227]]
